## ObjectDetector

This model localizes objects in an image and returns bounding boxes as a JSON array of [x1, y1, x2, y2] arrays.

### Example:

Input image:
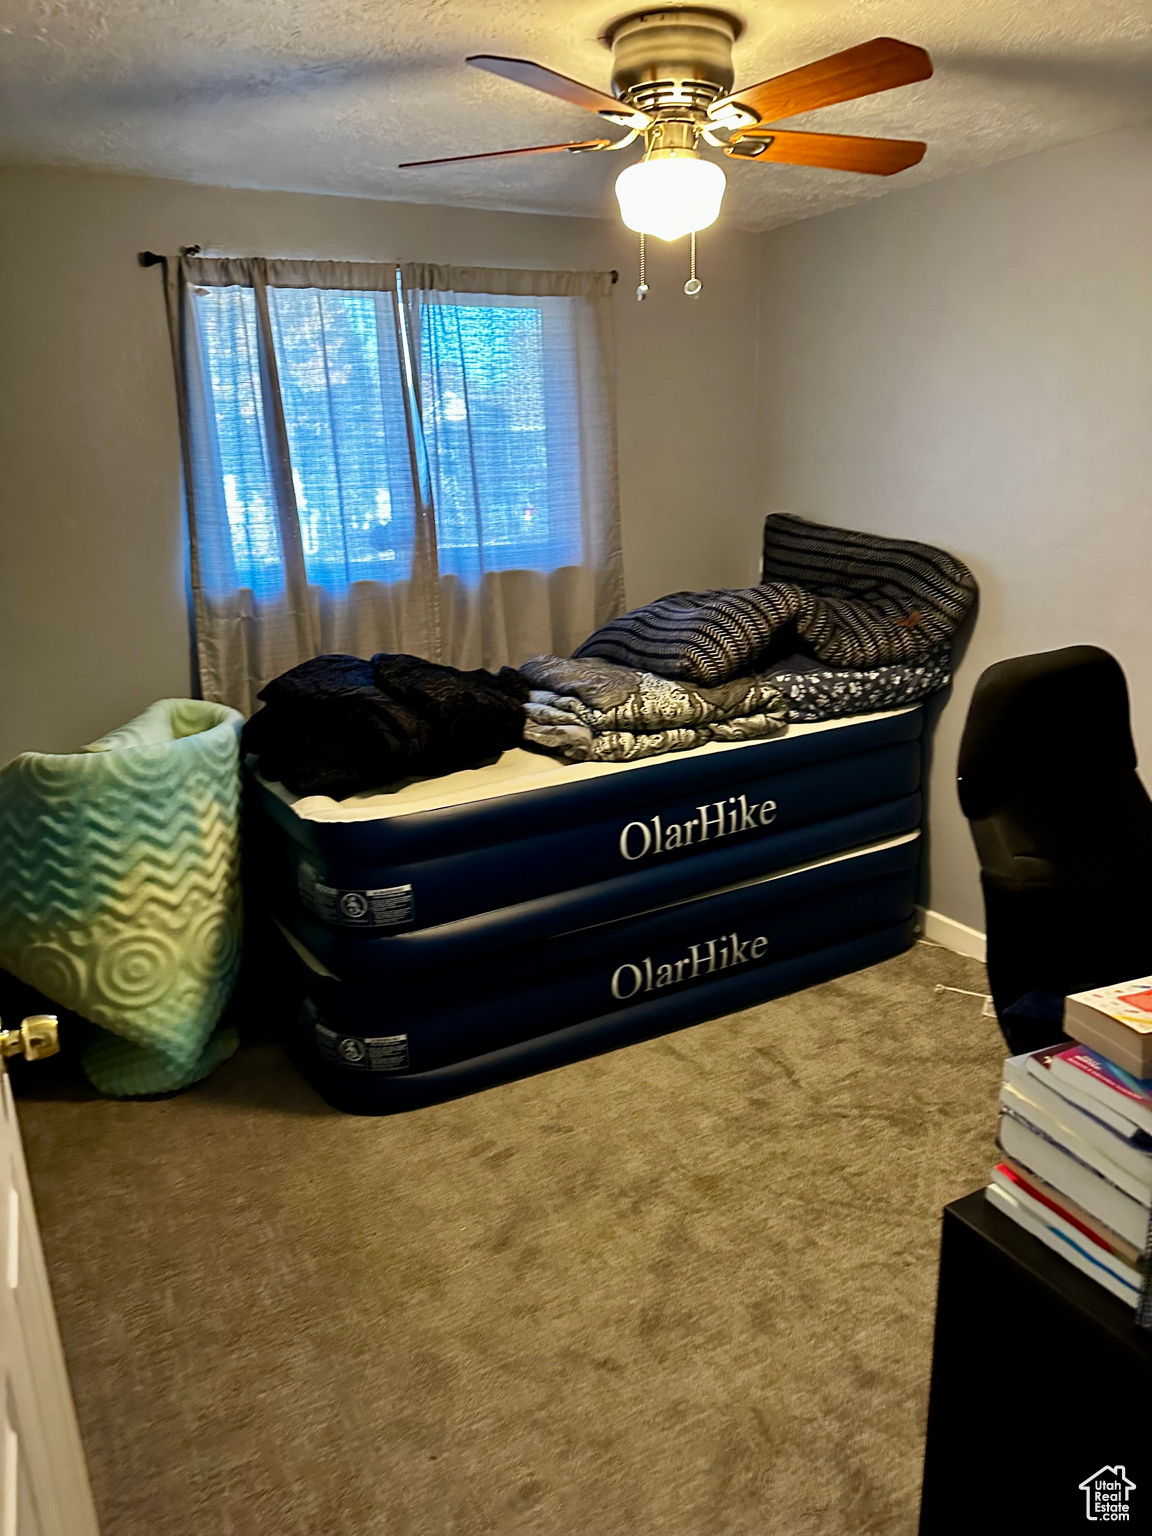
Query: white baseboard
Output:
[[916, 907, 987, 963]]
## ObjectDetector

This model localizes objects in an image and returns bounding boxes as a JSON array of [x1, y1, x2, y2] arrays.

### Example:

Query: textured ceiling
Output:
[[0, 0, 1150, 231]]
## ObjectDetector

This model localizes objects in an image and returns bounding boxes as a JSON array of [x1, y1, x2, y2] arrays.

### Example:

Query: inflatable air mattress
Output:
[[249, 709, 926, 1112], [277, 832, 919, 1113], [249, 708, 923, 945]]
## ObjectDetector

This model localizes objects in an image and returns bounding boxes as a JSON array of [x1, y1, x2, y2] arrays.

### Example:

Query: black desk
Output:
[[919, 1190, 1152, 1536]]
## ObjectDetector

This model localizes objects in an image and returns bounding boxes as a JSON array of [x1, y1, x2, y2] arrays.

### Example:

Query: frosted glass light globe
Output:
[[615, 151, 726, 242]]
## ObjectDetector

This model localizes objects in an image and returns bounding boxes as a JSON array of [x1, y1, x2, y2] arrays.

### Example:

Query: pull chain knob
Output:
[[636, 233, 648, 301], [684, 231, 702, 296]]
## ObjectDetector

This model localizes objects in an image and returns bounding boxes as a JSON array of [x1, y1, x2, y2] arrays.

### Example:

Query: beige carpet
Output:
[[17, 942, 1004, 1536]]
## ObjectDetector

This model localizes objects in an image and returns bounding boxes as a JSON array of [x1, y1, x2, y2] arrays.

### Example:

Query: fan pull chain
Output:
[[636, 234, 648, 301], [684, 231, 702, 297]]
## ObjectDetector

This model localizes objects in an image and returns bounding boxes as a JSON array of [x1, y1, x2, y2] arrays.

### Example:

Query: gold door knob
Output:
[[0, 1016, 60, 1061]]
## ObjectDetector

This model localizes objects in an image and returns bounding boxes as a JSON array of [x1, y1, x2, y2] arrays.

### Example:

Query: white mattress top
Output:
[[259, 708, 914, 825]]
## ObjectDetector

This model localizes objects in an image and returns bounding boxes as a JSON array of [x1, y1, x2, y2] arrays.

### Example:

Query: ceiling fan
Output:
[[399, 10, 933, 245]]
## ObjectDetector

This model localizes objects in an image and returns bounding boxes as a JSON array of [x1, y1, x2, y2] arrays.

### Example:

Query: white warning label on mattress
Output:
[[307, 1010, 410, 1073], [298, 862, 415, 929], [338, 1035, 410, 1072]]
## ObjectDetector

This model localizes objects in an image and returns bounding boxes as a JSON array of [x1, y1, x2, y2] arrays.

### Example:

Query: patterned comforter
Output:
[[520, 648, 953, 764], [519, 655, 788, 763]]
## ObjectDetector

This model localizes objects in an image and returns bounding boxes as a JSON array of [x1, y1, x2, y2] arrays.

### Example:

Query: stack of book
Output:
[[987, 976, 1152, 1309]]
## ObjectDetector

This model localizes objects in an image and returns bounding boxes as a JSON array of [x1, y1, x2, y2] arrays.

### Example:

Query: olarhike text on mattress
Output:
[[610, 932, 770, 999], [618, 795, 779, 861]]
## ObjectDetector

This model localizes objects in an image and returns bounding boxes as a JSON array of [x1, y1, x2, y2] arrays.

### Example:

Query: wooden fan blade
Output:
[[727, 128, 926, 175], [467, 56, 647, 123], [399, 139, 611, 169], [714, 37, 932, 124]]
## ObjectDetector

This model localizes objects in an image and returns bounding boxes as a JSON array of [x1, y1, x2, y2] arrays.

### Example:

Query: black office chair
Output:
[[958, 646, 1152, 1053]]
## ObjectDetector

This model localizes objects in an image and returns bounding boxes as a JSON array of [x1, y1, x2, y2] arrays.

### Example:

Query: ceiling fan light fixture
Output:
[[614, 149, 726, 242]]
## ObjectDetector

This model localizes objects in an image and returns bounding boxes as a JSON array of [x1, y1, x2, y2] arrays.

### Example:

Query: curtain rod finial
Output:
[[139, 246, 199, 268]]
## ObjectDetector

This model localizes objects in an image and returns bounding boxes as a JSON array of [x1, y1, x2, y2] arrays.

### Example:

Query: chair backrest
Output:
[[958, 645, 1139, 822], [958, 647, 1152, 1042]]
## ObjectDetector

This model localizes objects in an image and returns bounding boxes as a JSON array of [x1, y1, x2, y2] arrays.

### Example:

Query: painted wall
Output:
[[9, 130, 1148, 937], [0, 165, 761, 760], [756, 124, 1152, 931]]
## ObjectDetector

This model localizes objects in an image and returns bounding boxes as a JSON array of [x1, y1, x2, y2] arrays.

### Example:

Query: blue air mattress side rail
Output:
[[292, 871, 915, 1075], [270, 794, 922, 980], [251, 708, 924, 867], [270, 739, 921, 934], [284, 919, 916, 1115], [293, 829, 927, 1019]]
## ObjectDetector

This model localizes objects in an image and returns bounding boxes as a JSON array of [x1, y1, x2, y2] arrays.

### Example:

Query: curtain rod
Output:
[[139, 250, 619, 282], [139, 245, 200, 269]]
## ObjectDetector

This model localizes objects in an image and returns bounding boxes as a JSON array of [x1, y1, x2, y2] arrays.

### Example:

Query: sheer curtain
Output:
[[165, 256, 624, 715]]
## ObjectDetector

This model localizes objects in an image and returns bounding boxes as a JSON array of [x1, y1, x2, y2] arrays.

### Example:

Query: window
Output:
[[270, 288, 417, 588], [192, 283, 579, 593], [418, 303, 563, 578], [173, 258, 621, 712], [191, 286, 283, 596]]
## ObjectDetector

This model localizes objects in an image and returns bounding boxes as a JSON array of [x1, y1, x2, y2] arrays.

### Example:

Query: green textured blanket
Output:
[[0, 699, 243, 1095]]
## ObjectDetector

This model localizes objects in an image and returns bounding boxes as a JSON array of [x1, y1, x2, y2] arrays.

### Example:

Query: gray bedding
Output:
[[519, 655, 788, 763], [519, 648, 951, 764]]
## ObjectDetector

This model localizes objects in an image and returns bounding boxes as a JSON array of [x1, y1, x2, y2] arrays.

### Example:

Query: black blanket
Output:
[[574, 513, 976, 686], [243, 653, 529, 798]]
